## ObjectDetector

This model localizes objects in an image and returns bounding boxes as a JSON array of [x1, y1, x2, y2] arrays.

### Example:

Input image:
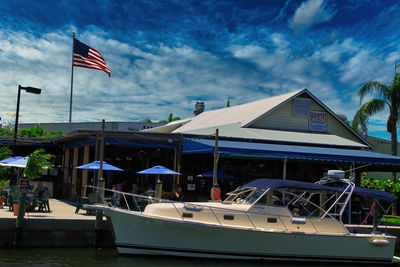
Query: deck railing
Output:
[[83, 185, 336, 232]]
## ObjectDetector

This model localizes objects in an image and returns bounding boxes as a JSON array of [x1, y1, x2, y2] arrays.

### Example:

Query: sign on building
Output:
[[309, 111, 327, 132]]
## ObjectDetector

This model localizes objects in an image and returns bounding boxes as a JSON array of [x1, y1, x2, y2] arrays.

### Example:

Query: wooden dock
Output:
[[0, 199, 114, 248]]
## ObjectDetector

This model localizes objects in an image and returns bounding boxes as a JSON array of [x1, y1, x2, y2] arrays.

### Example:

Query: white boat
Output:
[[87, 171, 398, 264]]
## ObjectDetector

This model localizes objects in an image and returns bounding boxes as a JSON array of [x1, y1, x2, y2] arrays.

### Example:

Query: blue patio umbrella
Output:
[[137, 165, 181, 183], [137, 165, 181, 175], [75, 161, 124, 171], [2, 156, 29, 168], [0, 156, 24, 166], [197, 170, 235, 179]]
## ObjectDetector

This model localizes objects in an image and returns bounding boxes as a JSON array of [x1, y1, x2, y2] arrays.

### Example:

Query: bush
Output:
[[360, 172, 400, 198]]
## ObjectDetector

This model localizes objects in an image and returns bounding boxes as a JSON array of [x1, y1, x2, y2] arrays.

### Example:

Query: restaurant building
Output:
[[2, 88, 400, 200]]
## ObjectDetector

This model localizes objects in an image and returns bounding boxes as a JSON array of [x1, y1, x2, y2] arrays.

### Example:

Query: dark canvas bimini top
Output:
[[243, 178, 395, 202]]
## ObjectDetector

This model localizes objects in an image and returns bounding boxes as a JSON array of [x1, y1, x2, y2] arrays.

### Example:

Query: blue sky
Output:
[[0, 0, 399, 139]]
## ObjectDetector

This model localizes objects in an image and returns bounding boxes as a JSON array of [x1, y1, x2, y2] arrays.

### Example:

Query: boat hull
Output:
[[104, 208, 396, 263]]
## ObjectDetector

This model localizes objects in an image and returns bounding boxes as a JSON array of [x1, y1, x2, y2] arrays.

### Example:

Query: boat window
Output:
[[182, 213, 193, 218], [267, 217, 277, 223], [223, 187, 257, 204], [223, 215, 234, 220]]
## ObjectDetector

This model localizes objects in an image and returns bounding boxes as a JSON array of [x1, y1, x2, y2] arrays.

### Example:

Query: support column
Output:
[[63, 148, 70, 198], [81, 145, 90, 196], [70, 147, 79, 199]]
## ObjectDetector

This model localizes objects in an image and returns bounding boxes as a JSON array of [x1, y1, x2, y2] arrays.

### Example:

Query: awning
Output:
[[182, 138, 400, 166], [243, 178, 395, 202]]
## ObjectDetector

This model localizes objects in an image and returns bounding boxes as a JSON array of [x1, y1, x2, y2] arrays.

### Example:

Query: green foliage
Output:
[[352, 72, 400, 137], [0, 146, 12, 160], [24, 149, 54, 180], [0, 128, 12, 136], [0, 179, 9, 196], [337, 114, 350, 125], [0, 125, 65, 138], [360, 173, 400, 198], [0, 179, 9, 190], [45, 130, 66, 138], [0, 146, 12, 178], [168, 113, 181, 122]]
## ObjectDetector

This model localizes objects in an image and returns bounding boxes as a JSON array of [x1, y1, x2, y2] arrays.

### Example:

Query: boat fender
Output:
[[184, 204, 203, 212], [291, 217, 306, 224], [370, 239, 390, 246]]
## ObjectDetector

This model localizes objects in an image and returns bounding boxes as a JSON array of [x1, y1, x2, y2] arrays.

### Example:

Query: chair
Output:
[[7, 186, 19, 211], [36, 190, 51, 212], [85, 192, 100, 215]]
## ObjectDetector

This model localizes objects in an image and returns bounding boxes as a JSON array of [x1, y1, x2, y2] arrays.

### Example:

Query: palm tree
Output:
[[352, 69, 400, 214], [352, 71, 400, 160]]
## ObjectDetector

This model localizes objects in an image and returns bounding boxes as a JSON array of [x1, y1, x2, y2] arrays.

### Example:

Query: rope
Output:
[[359, 203, 375, 226]]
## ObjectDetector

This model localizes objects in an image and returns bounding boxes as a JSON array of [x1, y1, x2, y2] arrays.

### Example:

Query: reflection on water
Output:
[[0, 248, 395, 267]]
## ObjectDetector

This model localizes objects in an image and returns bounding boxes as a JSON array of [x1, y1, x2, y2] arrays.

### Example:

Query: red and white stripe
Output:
[[73, 48, 110, 77]]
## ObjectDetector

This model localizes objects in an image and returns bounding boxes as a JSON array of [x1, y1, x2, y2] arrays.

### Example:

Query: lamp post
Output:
[[13, 85, 42, 156], [13, 85, 41, 248]]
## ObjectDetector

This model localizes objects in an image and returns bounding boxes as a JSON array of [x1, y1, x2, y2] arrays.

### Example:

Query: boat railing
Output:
[[84, 185, 338, 231]]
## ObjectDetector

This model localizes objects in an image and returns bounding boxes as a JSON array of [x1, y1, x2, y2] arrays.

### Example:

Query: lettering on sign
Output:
[[309, 111, 327, 132]]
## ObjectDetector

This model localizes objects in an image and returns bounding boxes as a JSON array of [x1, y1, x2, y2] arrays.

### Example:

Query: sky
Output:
[[0, 0, 399, 139]]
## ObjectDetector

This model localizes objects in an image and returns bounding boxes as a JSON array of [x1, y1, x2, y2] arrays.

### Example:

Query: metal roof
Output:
[[177, 123, 368, 149], [182, 138, 400, 166]]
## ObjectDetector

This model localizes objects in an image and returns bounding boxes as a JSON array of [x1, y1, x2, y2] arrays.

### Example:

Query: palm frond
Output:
[[352, 99, 386, 134], [358, 81, 391, 105]]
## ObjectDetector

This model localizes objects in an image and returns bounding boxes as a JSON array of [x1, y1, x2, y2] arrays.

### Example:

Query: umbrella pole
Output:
[[155, 174, 162, 201]]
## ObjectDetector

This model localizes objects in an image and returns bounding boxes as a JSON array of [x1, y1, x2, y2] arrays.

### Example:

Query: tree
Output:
[[352, 71, 400, 158], [168, 113, 181, 122], [24, 149, 54, 180], [352, 70, 400, 214], [0, 146, 12, 179], [337, 114, 350, 126]]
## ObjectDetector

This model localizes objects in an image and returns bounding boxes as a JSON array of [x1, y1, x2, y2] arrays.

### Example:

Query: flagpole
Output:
[[69, 32, 75, 124]]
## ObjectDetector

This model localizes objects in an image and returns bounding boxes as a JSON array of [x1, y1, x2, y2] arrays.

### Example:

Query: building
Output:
[[2, 88, 400, 201], [19, 121, 164, 133]]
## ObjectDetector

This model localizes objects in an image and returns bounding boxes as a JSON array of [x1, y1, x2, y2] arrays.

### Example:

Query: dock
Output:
[[0, 199, 114, 248]]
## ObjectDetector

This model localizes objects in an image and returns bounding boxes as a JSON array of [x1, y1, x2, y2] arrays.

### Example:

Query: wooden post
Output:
[[211, 129, 220, 201], [70, 147, 79, 199], [63, 148, 70, 197], [81, 145, 90, 196], [95, 119, 105, 247]]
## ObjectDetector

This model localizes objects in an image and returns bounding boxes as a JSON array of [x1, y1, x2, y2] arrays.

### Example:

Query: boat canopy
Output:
[[243, 178, 395, 202]]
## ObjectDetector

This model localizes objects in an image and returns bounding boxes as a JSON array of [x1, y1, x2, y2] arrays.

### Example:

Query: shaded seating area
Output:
[[35, 190, 51, 212], [75, 192, 101, 215], [7, 186, 19, 211]]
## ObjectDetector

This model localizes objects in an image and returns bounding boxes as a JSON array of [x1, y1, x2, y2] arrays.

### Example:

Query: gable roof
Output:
[[147, 88, 371, 148], [173, 89, 304, 133]]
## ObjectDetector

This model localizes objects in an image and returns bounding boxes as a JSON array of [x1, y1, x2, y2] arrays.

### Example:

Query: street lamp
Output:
[[13, 85, 42, 156], [13, 85, 41, 246]]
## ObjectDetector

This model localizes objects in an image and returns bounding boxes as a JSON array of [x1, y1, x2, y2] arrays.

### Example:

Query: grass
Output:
[[382, 216, 400, 224]]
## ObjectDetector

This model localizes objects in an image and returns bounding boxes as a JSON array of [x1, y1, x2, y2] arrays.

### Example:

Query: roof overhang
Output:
[[182, 138, 400, 166]]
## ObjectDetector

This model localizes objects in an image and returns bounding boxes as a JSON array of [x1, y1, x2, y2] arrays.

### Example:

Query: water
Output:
[[0, 248, 394, 267]]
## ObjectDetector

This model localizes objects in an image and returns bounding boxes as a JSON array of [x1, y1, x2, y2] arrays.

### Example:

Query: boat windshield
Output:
[[223, 187, 265, 204]]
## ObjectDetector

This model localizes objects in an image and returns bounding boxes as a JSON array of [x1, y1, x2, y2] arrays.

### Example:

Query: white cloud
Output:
[[288, 0, 337, 34]]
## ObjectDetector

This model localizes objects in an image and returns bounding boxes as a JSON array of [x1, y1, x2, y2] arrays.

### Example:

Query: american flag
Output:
[[73, 38, 110, 77]]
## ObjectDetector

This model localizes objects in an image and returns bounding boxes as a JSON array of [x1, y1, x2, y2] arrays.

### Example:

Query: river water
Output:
[[0, 248, 393, 267]]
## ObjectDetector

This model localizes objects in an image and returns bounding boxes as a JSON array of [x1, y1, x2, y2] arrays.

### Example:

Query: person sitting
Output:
[[130, 184, 138, 195], [111, 185, 120, 207], [170, 186, 184, 201], [28, 183, 47, 211]]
